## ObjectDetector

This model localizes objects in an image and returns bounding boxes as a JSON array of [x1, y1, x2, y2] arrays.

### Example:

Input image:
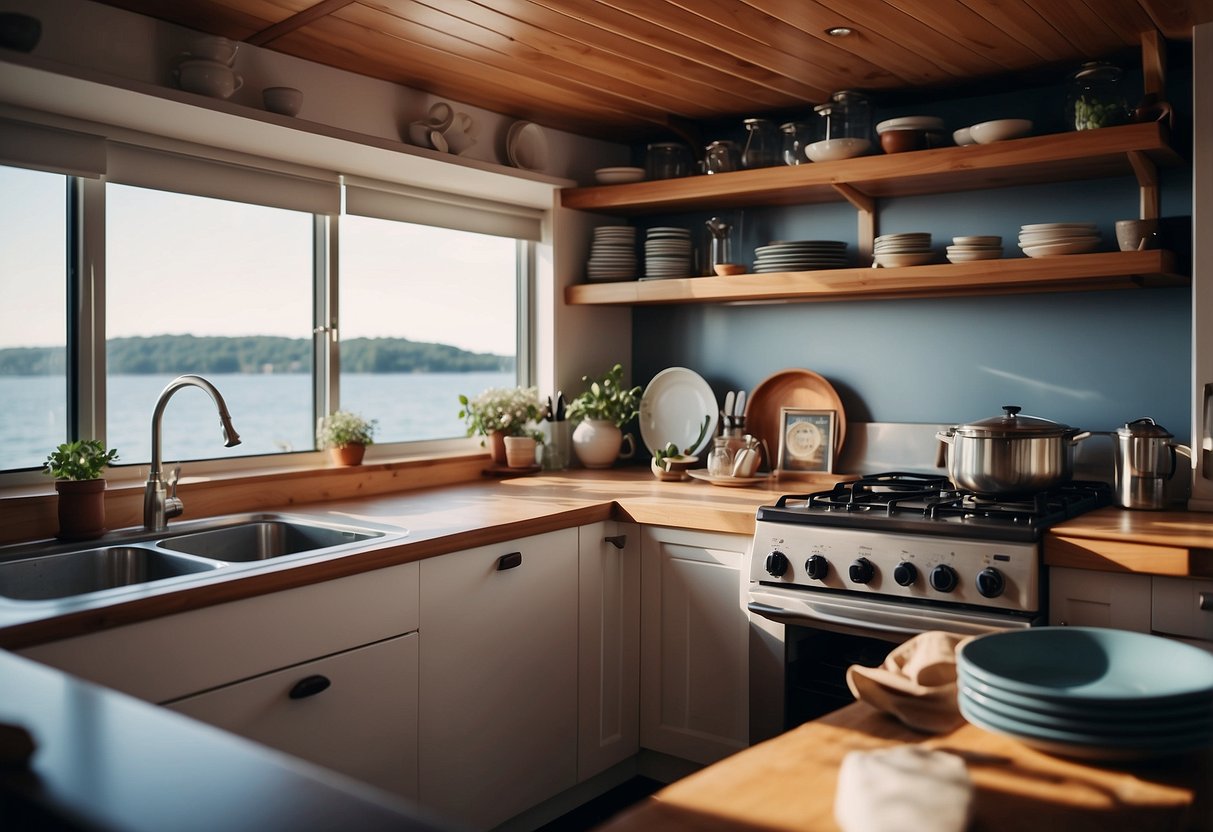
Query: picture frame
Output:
[[776, 408, 836, 475]]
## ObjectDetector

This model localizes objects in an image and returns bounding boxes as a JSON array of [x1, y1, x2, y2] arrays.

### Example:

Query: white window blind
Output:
[[0, 118, 106, 178], [344, 177, 543, 241], [106, 142, 340, 215]]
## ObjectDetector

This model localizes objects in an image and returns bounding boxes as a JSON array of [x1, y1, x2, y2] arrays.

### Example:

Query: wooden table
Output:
[[599, 703, 1212, 832]]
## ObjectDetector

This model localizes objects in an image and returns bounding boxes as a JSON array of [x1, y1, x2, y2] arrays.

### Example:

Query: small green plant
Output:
[[566, 364, 642, 428], [317, 410, 377, 448], [651, 416, 710, 465], [43, 440, 119, 481], [459, 386, 544, 440]]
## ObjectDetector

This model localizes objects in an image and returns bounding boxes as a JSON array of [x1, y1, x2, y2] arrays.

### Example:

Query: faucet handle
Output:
[[165, 464, 184, 520]]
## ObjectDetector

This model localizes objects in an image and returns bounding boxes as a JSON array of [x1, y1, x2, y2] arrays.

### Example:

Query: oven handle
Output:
[[747, 597, 1031, 636], [747, 601, 925, 637]]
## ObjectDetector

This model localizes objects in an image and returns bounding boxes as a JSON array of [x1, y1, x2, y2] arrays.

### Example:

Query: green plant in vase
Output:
[[43, 439, 119, 540]]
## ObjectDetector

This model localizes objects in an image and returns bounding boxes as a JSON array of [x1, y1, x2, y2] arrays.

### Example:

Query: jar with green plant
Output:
[[43, 439, 119, 540], [317, 410, 377, 466], [567, 364, 642, 469]]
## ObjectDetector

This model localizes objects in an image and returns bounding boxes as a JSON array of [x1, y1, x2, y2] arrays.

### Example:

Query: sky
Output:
[[0, 166, 517, 356]]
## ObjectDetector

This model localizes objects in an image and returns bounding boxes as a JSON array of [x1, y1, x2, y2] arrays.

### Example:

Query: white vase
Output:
[[571, 419, 635, 469]]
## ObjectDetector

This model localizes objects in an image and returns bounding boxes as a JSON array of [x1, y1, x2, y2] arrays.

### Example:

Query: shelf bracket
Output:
[[1127, 150, 1159, 219], [1141, 30, 1167, 99], [832, 183, 877, 261]]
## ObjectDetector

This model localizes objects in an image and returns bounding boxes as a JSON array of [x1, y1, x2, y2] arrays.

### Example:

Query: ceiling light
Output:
[[825, 26, 854, 37]]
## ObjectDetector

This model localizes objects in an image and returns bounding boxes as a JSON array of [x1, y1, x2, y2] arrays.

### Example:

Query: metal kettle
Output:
[[1112, 418, 1192, 510]]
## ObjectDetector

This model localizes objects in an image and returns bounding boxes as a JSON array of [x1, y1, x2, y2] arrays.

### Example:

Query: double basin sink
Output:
[[0, 515, 406, 602]]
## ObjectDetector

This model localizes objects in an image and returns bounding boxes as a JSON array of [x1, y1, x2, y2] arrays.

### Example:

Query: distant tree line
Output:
[[0, 335, 513, 375]]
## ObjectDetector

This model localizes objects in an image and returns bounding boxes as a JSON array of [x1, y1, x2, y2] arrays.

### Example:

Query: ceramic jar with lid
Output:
[[1066, 61, 1129, 130]]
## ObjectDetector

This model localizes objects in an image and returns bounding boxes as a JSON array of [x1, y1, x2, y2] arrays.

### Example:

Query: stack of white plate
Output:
[[752, 240, 848, 272], [644, 227, 693, 280], [946, 235, 1003, 263], [586, 227, 637, 281], [1018, 222, 1101, 257], [957, 627, 1213, 761], [873, 232, 933, 267]]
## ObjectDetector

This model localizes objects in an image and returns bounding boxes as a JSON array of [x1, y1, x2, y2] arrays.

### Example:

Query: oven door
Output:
[[747, 585, 1038, 742]]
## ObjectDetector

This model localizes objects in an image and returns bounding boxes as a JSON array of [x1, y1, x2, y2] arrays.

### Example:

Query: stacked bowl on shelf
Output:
[[1018, 222, 1101, 257], [752, 240, 848, 272], [585, 227, 637, 281], [644, 227, 693, 279], [173, 35, 243, 99], [873, 233, 933, 267], [957, 627, 1213, 761], [946, 235, 1003, 263]]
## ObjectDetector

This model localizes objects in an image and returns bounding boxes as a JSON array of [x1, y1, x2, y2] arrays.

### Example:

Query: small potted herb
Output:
[[317, 410, 377, 466], [43, 440, 119, 540], [458, 386, 544, 466], [566, 364, 642, 468]]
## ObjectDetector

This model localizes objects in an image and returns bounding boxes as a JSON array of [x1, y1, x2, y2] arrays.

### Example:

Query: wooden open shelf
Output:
[[564, 250, 1185, 306], [560, 123, 1180, 215]]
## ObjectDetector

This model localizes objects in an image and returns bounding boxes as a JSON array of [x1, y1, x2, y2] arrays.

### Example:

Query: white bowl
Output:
[[262, 86, 302, 116], [874, 252, 935, 267], [876, 116, 945, 134], [953, 127, 975, 146], [805, 138, 870, 163], [595, 166, 645, 185], [175, 59, 242, 99], [185, 35, 238, 65], [969, 119, 1033, 144]]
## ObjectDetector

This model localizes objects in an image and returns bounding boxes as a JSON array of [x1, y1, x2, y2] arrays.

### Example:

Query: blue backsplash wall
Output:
[[628, 55, 1194, 442]]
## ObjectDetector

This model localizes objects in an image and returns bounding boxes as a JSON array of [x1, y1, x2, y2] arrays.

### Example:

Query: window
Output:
[[105, 184, 315, 463], [339, 217, 519, 443], [0, 165, 68, 470]]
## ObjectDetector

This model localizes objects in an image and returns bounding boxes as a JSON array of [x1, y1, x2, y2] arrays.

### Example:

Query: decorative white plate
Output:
[[687, 470, 772, 487], [594, 166, 645, 184], [946, 251, 1003, 263], [1021, 239, 1101, 257], [507, 121, 548, 171], [639, 367, 718, 458]]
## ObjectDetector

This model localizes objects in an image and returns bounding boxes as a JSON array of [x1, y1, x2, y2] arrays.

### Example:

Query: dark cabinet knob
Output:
[[288, 675, 331, 700], [849, 557, 875, 584], [496, 552, 523, 570], [893, 561, 918, 587], [805, 555, 829, 581], [764, 551, 789, 577], [930, 564, 959, 593], [976, 567, 1005, 598]]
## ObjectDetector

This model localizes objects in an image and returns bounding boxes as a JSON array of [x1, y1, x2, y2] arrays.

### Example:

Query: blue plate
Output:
[[958, 627, 1213, 705], [958, 671, 1213, 722], [960, 685, 1213, 737]]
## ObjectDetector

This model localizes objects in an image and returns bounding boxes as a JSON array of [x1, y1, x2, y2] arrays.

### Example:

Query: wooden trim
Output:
[[1044, 535, 1213, 577], [1128, 149, 1160, 218], [246, 0, 356, 46], [1141, 29, 1168, 97], [831, 183, 876, 259]]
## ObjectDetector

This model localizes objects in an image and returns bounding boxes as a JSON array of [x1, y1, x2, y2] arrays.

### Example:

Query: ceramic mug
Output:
[[1115, 218, 1159, 251]]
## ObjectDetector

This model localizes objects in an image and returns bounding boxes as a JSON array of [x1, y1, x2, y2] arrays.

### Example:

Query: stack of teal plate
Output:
[[957, 627, 1213, 761]]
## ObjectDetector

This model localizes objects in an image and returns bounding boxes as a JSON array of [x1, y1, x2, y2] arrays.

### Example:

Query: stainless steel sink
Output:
[[0, 546, 221, 601], [157, 520, 385, 562]]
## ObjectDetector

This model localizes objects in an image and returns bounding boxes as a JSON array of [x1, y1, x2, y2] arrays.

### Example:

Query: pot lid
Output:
[[950, 405, 1079, 438], [1117, 417, 1173, 439]]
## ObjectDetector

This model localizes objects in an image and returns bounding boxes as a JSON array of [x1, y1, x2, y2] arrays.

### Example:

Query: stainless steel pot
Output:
[[936, 405, 1092, 495]]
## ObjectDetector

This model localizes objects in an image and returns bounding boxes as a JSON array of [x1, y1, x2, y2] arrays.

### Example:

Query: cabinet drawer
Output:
[[1152, 576, 1213, 642], [1047, 567, 1151, 632], [167, 632, 418, 800]]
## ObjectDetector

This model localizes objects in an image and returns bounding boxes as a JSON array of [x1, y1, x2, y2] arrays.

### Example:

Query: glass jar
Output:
[[780, 121, 812, 165], [645, 142, 692, 179], [813, 90, 871, 143], [741, 118, 779, 168], [704, 140, 740, 174], [1066, 61, 1129, 130], [707, 437, 734, 477]]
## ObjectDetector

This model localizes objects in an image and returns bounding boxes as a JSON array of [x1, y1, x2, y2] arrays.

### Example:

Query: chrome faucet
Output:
[[143, 374, 242, 531]]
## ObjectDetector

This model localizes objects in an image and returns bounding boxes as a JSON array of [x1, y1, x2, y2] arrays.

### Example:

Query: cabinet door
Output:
[[418, 529, 578, 830], [1152, 576, 1213, 643], [166, 632, 419, 800], [1048, 567, 1151, 631], [640, 526, 749, 765], [578, 520, 640, 781]]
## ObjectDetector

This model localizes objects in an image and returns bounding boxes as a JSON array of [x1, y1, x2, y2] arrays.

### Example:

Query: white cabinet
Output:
[[1152, 576, 1213, 643], [578, 520, 640, 781], [1048, 567, 1152, 631], [166, 632, 419, 799], [639, 526, 749, 765], [418, 528, 579, 830]]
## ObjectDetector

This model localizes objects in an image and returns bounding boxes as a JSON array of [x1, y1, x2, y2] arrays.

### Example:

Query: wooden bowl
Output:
[[880, 129, 928, 153], [714, 263, 745, 276]]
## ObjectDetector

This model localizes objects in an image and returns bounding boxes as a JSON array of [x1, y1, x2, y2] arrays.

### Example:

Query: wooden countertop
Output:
[[599, 701, 1212, 832], [1044, 507, 1213, 578]]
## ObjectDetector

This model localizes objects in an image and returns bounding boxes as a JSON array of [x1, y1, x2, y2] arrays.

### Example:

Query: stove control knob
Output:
[[893, 561, 918, 587], [976, 567, 1006, 598], [849, 557, 875, 585], [930, 564, 959, 593], [805, 555, 829, 581], [764, 551, 790, 578]]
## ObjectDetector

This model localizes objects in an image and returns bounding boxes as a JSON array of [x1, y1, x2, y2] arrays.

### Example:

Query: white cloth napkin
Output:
[[834, 745, 973, 832], [846, 630, 970, 733]]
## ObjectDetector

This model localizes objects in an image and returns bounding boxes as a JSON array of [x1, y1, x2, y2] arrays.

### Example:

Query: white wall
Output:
[[1191, 21, 1212, 510]]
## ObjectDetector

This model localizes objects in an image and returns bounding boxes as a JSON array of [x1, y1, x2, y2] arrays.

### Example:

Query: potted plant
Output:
[[43, 440, 119, 540], [459, 386, 544, 466], [566, 364, 642, 468], [317, 410, 377, 466]]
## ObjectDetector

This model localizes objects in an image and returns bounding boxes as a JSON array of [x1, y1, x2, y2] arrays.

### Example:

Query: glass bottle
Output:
[[1066, 61, 1129, 130], [741, 118, 779, 168], [707, 437, 734, 477]]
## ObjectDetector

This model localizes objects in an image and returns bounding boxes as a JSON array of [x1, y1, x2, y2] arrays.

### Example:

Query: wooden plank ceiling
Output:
[[94, 0, 1210, 139]]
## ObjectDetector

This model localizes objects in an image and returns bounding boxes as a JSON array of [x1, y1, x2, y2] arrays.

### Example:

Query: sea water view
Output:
[[1, 370, 513, 471]]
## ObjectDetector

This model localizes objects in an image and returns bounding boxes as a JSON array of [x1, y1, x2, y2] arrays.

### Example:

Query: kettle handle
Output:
[[1167, 442, 1193, 481]]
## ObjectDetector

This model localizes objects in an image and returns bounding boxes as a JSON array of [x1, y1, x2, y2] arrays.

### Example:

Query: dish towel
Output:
[[834, 745, 973, 832], [846, 630, 970, 733]]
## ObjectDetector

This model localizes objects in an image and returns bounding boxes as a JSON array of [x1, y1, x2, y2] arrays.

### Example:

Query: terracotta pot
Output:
[[504, 436, 538, 468], [487, 431, 508, 465], [329, 444, 366, 466], [571, 419, 636, 469], [55, 478, 106, 540]]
